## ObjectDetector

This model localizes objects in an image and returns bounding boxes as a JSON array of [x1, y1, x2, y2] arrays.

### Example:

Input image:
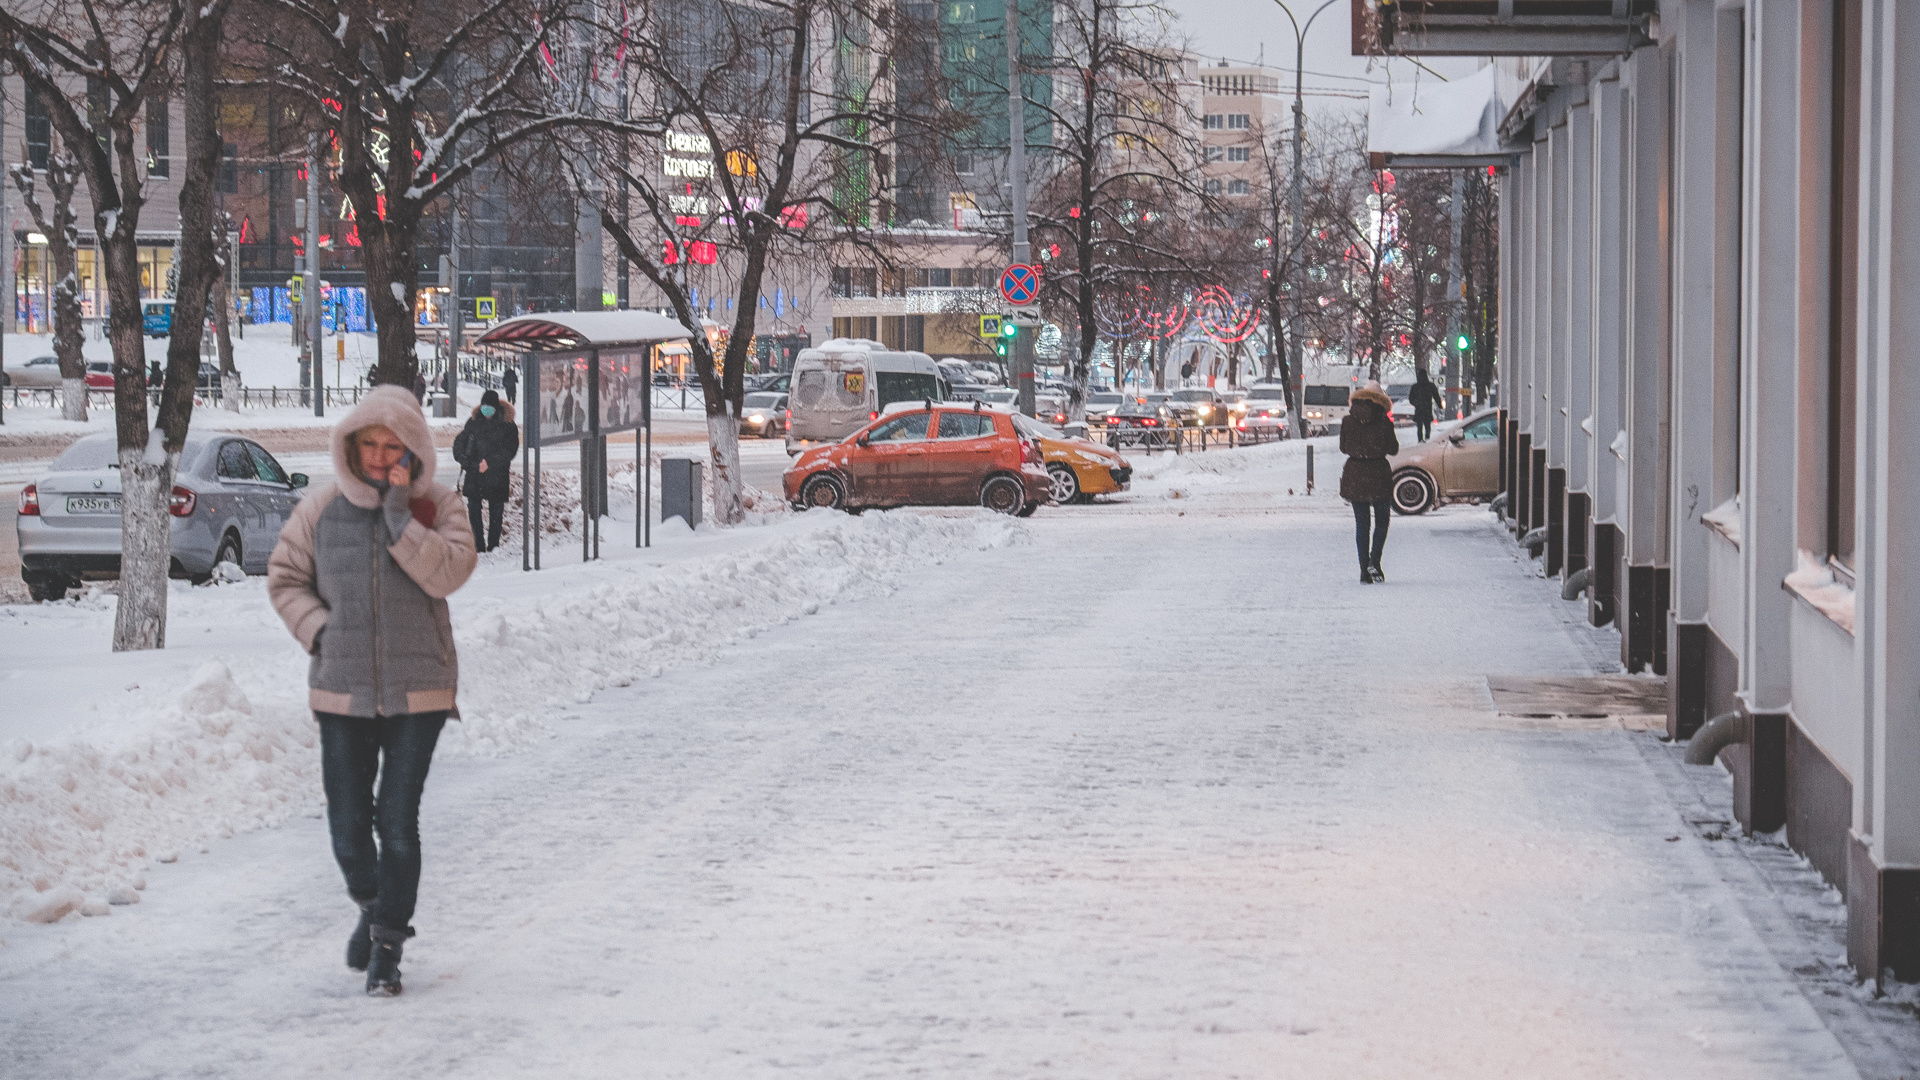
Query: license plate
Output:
[[65, 495, 121, 514]]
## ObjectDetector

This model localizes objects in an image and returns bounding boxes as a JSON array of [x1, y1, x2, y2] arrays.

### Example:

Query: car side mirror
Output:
[[1448, 431, 1465, 445], [289, 473, 309, 488], [856, 434, 870, 447]]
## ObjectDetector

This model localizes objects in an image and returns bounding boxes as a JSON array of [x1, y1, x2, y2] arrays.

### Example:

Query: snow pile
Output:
[[1783, 549, 1855, 633], [1125, 436, 1329, 498], [1, 511, 1021, 923], [4, 661, 314, 923]]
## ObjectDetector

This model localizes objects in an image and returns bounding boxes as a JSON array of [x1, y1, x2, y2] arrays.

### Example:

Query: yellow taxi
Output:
[[1010, 412, 1133, 504]]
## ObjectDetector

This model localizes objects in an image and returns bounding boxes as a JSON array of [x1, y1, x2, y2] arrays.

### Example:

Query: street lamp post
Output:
[[1273, 0, 1338, 441], [1005, 0, 1036, 417]]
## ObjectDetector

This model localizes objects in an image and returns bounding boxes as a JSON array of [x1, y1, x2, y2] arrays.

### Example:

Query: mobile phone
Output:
[[398, 449, 416, 469]]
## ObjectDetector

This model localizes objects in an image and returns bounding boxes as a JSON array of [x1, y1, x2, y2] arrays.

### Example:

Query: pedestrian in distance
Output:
[[266, 385, 478, 997], [411, 371, 427, 402], [501, 363, 518, 405], [452, 388, 520, 552], [1409, 368, 1442, 442], [1341, 381, 1400, 584]]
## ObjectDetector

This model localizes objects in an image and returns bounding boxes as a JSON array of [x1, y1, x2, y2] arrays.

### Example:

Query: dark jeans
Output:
[[1353, 499, 1391, 568], [503, 383, 517, 404], [467, 490, 505, 552], [1415, 418, 1433, 441], [317, 712, 448, 931]]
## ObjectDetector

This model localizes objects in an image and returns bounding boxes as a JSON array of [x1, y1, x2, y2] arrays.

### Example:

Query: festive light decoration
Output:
[[1191, 285, 1260, 344]]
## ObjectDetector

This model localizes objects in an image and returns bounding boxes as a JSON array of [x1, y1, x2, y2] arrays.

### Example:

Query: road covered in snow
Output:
[[4, 440, 1916, 1078]]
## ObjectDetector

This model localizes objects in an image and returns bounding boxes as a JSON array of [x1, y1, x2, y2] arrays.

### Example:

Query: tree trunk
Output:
[[10, 154, 87, 420], [705, 413, 743, 521], [114, 445, 178, 650], [215, 275, 240, 412], [365, 216, 423, 388]]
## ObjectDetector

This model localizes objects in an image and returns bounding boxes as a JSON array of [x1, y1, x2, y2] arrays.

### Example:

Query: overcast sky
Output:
[[1162, 0, 1483, 120]]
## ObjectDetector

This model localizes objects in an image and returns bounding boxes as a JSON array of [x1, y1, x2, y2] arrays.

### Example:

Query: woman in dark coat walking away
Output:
[[267, 386, 478, 996], [452, 389, 520, 552], [1409, 368, 1442, 441], [1341, 382, 1400, 583]]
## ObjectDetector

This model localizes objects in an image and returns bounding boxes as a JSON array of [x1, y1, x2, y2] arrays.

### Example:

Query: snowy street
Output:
[[4, 444, 1916, 1077]]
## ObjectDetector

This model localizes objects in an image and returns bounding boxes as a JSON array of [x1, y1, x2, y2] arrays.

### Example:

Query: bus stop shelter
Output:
[[475, 311, 695, 568]]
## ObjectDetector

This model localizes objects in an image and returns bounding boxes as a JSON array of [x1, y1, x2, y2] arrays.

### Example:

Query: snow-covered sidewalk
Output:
[[2, 442, 1912, 1077]]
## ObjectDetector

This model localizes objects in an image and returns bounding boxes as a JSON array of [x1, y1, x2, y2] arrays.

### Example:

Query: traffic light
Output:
[[1001, 321, 1017, 339], [1455, 333, 1470, 351]]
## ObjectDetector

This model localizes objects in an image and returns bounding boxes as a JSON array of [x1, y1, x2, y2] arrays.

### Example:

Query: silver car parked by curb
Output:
[[17, 431, 308, 602]]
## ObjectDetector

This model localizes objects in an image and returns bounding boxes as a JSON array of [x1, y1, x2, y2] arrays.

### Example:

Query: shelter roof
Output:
[[476, 311, 695, 350]]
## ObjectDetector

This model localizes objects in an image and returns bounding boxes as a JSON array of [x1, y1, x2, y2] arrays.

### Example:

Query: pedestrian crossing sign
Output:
[[980, 314, 1002, 338], [476, 296, 496, 320]]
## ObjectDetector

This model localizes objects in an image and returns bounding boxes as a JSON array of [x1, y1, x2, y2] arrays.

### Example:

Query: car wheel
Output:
[[980, 474, 1025, 515], [215, 531, 243, 572], [1046, 463, 1080, 505], [25, 575, 70, 603], [798, 473, 850, 513], [1391, 469, 1437, 515]]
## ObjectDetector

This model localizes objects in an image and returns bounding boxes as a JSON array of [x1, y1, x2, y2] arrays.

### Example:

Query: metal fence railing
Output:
[[1101, 424, 1289, 454], [2, 385, 373, 410]]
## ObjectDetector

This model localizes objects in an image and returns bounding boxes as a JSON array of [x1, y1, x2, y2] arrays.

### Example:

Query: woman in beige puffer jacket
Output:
[[268, 384, 476, 997]]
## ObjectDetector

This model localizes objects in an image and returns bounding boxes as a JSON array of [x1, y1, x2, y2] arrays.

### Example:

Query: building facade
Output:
[[1370, 0, 1920, 988]]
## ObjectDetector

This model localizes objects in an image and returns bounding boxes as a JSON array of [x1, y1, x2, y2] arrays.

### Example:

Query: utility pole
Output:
[[1005, 0, 1035, 417], [1276, 0, 1338, 440], [307, 139, 323, 417]]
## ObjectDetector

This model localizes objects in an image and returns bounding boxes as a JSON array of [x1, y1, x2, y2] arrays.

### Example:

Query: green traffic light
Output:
[[1455, 334, 1470, 350], [1001, 322, 1018, 337]]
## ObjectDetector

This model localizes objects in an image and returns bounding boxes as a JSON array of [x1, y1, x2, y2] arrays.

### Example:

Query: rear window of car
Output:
[[876, 371, 941, 409], [1304, 385, 1350, 406], [743, 392, 784, 407], [1088, 393, 1122, 406], [1247, 387, 1286, 400], [52, 439, 120, 470], [1170, 390, 1211, 402]]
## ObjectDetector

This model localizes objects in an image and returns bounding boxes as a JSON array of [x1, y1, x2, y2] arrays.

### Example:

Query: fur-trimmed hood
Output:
[[1350, 386, 1393, 414], [330, 384, 439, 509], [469, 400, 515, 423]]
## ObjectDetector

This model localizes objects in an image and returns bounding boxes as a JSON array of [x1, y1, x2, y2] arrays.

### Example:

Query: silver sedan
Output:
[[17, 430, 308, 602]]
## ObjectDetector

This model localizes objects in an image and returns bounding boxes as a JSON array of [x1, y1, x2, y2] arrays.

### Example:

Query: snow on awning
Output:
[[475, 310, 696, 351], [1367, 66, 1517, 170]]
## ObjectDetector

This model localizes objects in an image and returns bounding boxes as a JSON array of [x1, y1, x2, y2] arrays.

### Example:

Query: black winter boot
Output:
[[1370, 557, 1386, 582], [346, 897, 377, 971], [366, 924, 414, 997]]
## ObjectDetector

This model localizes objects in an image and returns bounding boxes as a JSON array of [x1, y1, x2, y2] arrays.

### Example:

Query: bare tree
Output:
[[2, 0, 230, 650], [588, 0, 929, 523], [1299, 119, 1405, 382], [1009, 0, 1214, 422], [236, 0, 655, 387], [1459, 165, 1500, 405], [8, 134, 86, 420]]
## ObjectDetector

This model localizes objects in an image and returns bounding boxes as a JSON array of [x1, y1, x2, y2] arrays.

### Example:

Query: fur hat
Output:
[[330, 384, 438, 509]]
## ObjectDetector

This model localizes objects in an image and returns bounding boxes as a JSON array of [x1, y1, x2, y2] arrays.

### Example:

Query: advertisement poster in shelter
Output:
[[533, 352, 592, 446], [599, 348, 649, 434]]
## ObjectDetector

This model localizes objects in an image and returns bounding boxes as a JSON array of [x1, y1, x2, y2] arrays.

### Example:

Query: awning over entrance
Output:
[[475, 310, 695, 350], [1367, 65, 1518, 169]]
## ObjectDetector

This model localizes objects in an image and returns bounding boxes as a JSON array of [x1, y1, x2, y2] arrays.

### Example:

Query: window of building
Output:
[[1205, 146, 1223, 162], [926, 267, 952, 287], [955, 268, 978, 288], [1205, 179, 1223, 195], [1204, 114, 1224, 130], [831, 267, 878, 299], [1227, 114, 1251, 130], [24, 86, 51, 171], [1227, 179, 1250, 196], [147, 95, 170, 177], [1227, 146, 1251, 162], [1827, 0, 1861, 572]]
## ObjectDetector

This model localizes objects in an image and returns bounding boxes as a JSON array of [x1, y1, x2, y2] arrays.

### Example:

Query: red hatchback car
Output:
[[784, 403, 1052, 515]]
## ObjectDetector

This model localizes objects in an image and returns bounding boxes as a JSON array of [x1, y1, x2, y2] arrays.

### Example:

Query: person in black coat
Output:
[[1409, 368, 1443, 441], [501, 365, 518, 405], [452, 389, 520, 551], [1340, 383, 1400, 583]]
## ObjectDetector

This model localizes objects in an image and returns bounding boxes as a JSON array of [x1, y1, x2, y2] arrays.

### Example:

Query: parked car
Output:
[[740, 392, 788, 438], [18, 431, 308, 602], [8, 355, 66, 388], [1009, 412, 1131, 504], [1165, 387, 1226, 427], [785, 338, 945, 454], [936, 359, 977, 387], [1083, 391, 1125, 426], [84, 361, 115, 389], [1033, 394, 1070, 426], [946, 381, 991, 402], [968, 363, 1005, 386], [783, 402, 1049, 515], [979, 388, 1018, 407], [1386, 408, 1501, 514]]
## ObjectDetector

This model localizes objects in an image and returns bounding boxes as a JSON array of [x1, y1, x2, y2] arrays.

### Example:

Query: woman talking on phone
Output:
[[268, 385, 478, 996]]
